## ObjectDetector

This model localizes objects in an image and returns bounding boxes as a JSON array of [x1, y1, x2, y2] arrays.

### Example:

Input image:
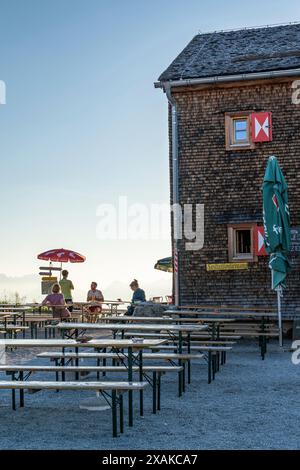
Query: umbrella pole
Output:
[[276, 285, 283, 347]]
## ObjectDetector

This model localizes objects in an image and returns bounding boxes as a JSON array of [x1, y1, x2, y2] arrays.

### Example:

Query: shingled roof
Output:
[[158, 23, 300, 82]]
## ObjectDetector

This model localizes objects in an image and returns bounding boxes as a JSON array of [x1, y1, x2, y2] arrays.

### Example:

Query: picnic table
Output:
[[0, 310, 28, 334], [102, 301, 128, 315], [57, 322, 209, 392], [0, 312, 23, 318], [0, 307, 32, 322], [100, 315, 236, 343], [163, 311, 241, 340], [56, 322, 209, 355], [103, 315, 235, 340], [0, 338, 166, 426], [165, 309, 278, 358], [70, 301, 129, 317]]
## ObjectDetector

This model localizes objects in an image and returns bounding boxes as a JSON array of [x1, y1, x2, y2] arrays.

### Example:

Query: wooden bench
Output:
[[121, 331, 240, 341], [0, 379, 148, 437], [37, 341, 230, 385], [147, 344, 232, 351], [219, 321, 277, 327], [0, 363, 183, 414], [37, 351, 204, 360], [228, 332, 278, 337], [146, 344, 232, 383], [37, 350, 205, 390], [121, 331, 237, 348], [220, 324, 278, 332], [219, 323, 279, 359], [188, 334, 241, 340]]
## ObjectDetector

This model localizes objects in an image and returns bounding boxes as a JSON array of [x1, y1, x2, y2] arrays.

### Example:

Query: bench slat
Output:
[[0, 365, 183, 373], [0, 326, 29, 330], [121, 332, 240, 340], [148, 345, 232, 351], [0, 380, 148, 391], [37, 352, 205, 360]]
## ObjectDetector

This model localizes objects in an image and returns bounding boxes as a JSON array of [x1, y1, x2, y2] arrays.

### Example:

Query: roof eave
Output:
[[154, 68, 300, 90]]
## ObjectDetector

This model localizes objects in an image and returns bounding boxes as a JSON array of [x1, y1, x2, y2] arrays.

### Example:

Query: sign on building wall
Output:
[[251, 112, 272, 142], [291, 227, 300, 253], [206, 263, 248, 271]]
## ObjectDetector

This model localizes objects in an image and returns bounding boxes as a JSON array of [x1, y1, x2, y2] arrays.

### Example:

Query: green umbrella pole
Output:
[[276, 285, 283, 347], [272, 269, 283, 347]]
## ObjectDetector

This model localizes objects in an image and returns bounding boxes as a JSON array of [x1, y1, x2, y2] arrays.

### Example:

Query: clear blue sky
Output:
[[0, 0, 299, 298]]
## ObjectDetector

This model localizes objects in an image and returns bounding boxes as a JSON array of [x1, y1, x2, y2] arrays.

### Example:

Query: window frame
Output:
[[228, 223, 257, 262], [225, 112, 255, 151]]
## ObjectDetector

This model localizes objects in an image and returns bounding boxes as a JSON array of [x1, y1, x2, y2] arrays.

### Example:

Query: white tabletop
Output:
[[0, 338, 167, 348], [57, 322, 209, 332], [0, 312, 22, 316], [104, 315, 235, 323], [164, 309, 278, 318], [0, 307, 31, 311]]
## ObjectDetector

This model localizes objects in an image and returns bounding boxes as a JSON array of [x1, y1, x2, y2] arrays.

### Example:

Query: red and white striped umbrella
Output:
[[37, 248, 86, 263]]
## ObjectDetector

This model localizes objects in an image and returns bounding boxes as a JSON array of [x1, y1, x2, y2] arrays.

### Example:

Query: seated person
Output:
[[42, 283, 71, 319], [127, 279, 146, 316], [86, 281, 104, 323]]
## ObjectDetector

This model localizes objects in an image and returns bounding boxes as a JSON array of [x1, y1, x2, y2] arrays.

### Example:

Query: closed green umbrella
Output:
[[262, 156, 291, 345]]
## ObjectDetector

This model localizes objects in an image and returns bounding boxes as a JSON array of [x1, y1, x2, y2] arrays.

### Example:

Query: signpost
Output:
[[39, 266, 62, 288], [39, 266, 62, 271], [41, 276, 57, 295]]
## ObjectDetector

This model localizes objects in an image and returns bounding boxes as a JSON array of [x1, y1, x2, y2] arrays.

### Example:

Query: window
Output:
[[228, 223, 257, 262], [235, 229, 251, 256], [225, 112, 254, 150], [233, 119, 248, 143]]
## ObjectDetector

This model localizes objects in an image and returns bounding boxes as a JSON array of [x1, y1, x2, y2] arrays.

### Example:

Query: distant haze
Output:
[[0, 273, 172, 303]]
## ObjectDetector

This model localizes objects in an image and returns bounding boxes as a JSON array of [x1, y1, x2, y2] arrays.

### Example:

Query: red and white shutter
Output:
[[251, 112, 272, 142], [254, 226, 267, 256]]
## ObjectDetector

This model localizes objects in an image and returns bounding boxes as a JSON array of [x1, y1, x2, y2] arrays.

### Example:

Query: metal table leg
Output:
[[112, 390, 118, 438], [139, 350, 144, 416], [128, 347, 133, 427]]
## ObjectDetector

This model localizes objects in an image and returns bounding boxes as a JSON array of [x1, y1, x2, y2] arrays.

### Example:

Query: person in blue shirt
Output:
[[127, 279, 146, 316]]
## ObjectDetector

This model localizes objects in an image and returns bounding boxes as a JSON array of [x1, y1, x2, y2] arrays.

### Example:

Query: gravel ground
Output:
[[0, 339, 299, 450]]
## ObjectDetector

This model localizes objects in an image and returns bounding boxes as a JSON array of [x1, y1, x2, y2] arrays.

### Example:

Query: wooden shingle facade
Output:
[[156, 24, 300, 315]]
